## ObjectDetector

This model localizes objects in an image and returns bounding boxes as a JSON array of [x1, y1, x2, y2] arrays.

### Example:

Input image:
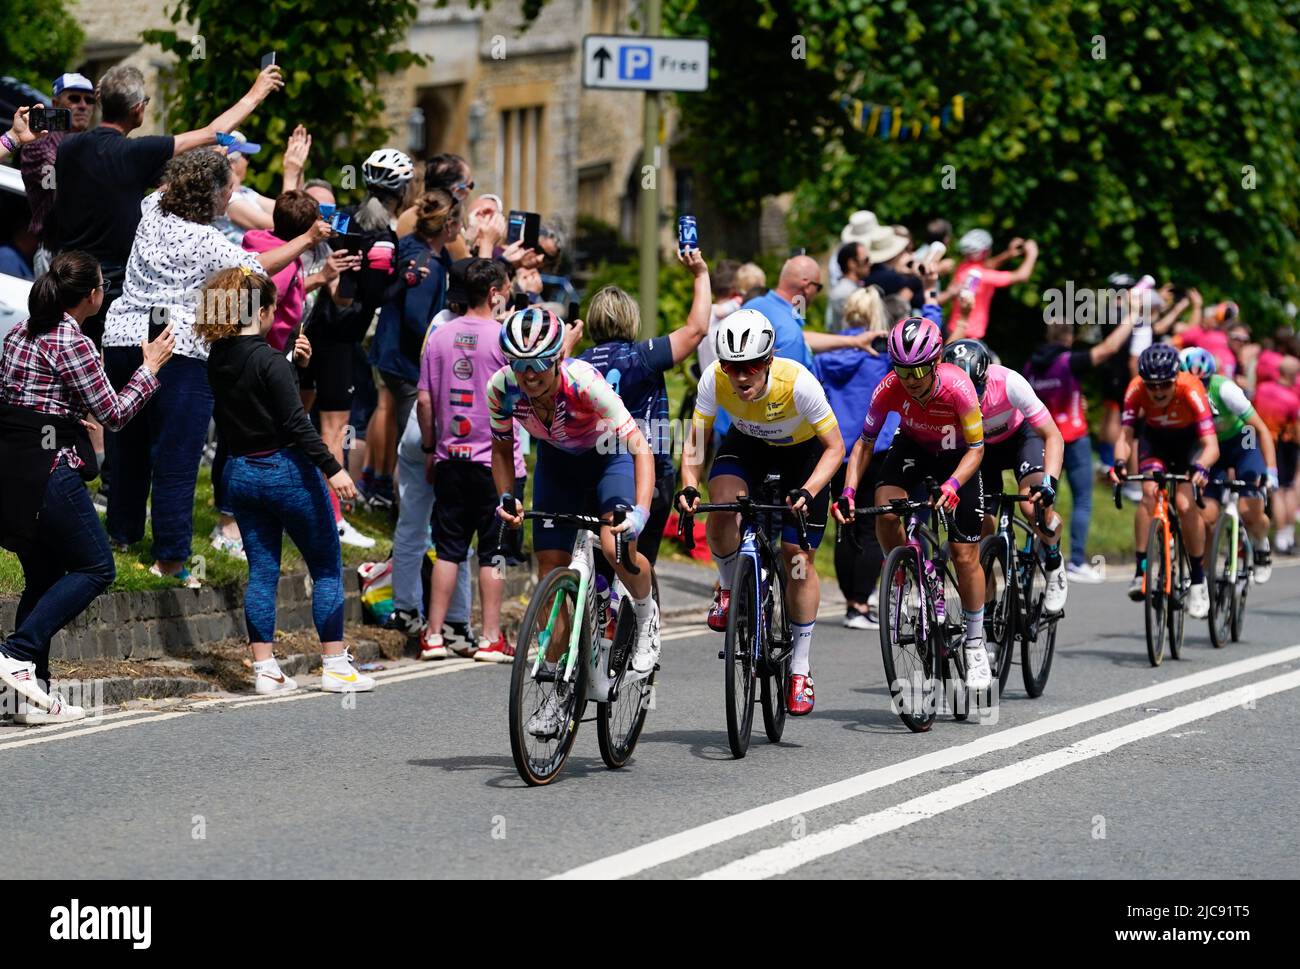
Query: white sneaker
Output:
[[254, 666, 298, 695], [1253, 542, 1272, 584], [1044, 563, 1068, 613], [964, 638, 992, 691], [630, 600, 661, 676], [1187, 581, 1210, 619], [843, 609, 878, 630], [0, 652, 53, 710], [526, 692, 565, 739], [337, 519, 376, 549], [419, 629, 447, 661], [320, 650, 376, 692], [1066, 561, 1104, 583], [1128, 573, 1146, 601], [14, 691, 85, 726], [210, 526, 246, 561]]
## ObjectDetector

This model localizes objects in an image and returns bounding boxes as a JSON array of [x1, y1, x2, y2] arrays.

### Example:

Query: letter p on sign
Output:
[[621, 45, 653, 81]]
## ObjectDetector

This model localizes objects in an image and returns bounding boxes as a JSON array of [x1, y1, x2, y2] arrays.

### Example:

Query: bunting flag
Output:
[[840, 94, 966, 141]]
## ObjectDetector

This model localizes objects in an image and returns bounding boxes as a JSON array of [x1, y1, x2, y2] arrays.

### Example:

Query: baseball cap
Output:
[[216, 130, 262, 159], [52, 73, 94, 97]]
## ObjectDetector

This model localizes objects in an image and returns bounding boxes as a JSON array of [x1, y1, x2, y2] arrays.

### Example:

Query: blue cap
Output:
[[215, 130, 261, 157], [52, 73, 94, 97]]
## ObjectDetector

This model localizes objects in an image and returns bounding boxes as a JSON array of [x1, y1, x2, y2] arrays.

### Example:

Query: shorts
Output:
[[1137, 425, 1201, 475], [530, 442, 635, 553], [432, 462, 502, 564], [1205, 430, 1267, 502], [379, 369, 419, 439], [877, 434, 984, 544], [979, 422, 1046, 496], [1278, 441, 1298, 488], [309, 340, 356, 412], [710, 428, 829, 549]]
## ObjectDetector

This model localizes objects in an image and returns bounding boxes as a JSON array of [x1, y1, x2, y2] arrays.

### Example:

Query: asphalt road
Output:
[[4, 561, 1299, 880]]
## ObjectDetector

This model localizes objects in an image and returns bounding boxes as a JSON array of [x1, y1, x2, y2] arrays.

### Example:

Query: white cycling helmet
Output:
[[362, 148, 414, 191], [714, 308, 776, 363], [959, 228, 993, 256]]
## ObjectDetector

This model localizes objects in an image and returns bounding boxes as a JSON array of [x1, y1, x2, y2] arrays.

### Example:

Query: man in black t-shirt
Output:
[[54, 63, 285, 347]]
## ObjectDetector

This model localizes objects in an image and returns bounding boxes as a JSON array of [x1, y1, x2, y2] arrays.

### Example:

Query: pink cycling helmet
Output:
[[888, 316, 944, 367]]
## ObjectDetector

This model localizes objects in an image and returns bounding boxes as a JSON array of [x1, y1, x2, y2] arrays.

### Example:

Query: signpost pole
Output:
[[638, 0, 663, 337]]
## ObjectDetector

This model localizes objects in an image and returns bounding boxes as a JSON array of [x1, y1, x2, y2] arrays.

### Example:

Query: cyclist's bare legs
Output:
[[782, 543, 819, 624], [950, 540, 985, 612], [873, 484, 909, 552], [534, 549, 572, 663], [705, 473, 746, 590], [1175, 481, 1206, 561], [598, 515, 652, 600]]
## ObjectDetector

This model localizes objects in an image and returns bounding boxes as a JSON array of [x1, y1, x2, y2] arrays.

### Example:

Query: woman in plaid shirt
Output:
[[0, 252, 172, 725]]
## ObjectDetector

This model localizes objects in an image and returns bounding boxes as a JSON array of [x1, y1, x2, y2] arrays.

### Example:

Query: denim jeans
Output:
[[394, 406, 470, 622], [2, 462, 116, 684], [104, 349, 212, 563], [225, 448, 345, 644], [1062, 435, 1094, 567]]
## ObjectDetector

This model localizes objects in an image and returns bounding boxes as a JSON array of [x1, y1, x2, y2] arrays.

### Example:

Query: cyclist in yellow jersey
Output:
[[677, 310, 844, 716]]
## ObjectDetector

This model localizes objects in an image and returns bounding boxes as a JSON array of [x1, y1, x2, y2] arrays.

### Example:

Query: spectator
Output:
[[197, 267, 374, 695], [0, 251, 171, 724], [828, 210, 878, 288], [945, 229, 1039, 343], [0, 227, 36, 280], [1178, 294, 1236, 377], [367, 189, 462, 507], [697, 258, 741, 373], [883, 293, 911, 324], [418, 258, 528, 662], [53, 63, 286, 349], [1024, 312, 1137, 582], [843, 284, 889, 333], [581, 250, 712, 566], [210, 131, 271, 244], [826, 241, 868, 332], [1254, 355, 1300, 554], [19, 73, 96, 276], [742, 255, 872, 367], [396, 152, 472, 251], [0, 107, 44, 164], [100, 150, 328, 586], [862, 225, 922, 305], [735, 262, 767, 301]]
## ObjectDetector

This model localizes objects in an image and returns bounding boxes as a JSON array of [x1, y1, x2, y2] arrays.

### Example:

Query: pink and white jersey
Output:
[[488, 357, 637, 454], [861, 362, 984, 455], [980, 364, 1053, 444]]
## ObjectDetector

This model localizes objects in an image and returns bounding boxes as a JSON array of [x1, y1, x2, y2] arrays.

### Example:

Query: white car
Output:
[[0, 163, 33, 340]]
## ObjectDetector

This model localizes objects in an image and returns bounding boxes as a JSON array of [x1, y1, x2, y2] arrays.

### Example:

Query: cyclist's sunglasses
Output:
[[893, 363, 936, 380], [1144, 378, 1176, 391], [720, 357, 771, 377], [510, 356, 557, 374]]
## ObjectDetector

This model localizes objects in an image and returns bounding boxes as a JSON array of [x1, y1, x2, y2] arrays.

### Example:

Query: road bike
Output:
[[1207, 479, 1256, 649], [981, 492, 1062, 698], [679, 473, 806, 758], [504, 500, 656, 786], [1113, 472, 1204, 667]]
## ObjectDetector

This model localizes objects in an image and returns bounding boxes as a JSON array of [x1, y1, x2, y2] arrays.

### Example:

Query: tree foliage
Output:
[[143, 0, 425, 198], [0, 0, 85, 91]]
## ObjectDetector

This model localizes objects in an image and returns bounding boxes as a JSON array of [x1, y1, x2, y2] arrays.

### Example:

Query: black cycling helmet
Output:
[[1138, 342, 1181, 382], [942, 338, 993, 393]]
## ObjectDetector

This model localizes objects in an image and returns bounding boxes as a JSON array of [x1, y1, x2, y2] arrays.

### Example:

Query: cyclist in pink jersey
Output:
[[944, 340, 1068, 612], [835, 316, 993, 692], [489, 308, 659, 738]]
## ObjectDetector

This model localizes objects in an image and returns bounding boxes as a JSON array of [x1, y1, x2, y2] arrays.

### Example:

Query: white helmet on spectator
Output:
[[714, 309, 776, 363], [959, 228, 993, 256], [362, 148, 414, 191]]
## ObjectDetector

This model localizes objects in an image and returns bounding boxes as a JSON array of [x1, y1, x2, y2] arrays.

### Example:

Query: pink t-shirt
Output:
[[980, 364, 1052, 444], [1257, 349, 1283, 385], [1254, 379, 1300, 443], [1179, 325, 1235, 378], [945, 260, 1015, 341], [862, 362, 985, 455], [419, 314, 526, 476], [241, 229, 304, 353]]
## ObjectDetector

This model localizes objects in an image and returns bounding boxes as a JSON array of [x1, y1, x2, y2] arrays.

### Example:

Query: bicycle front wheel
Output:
[[597, 592, 655, 770], [979, 537, 1016, 696], [1169, 531, 1187, 660], [879, 545, 936, 732], [1207, 514, 1235, 649], [508, 567, 590, 786], [724, 556, 758, 758], [760, 552, 790, 743], [1231, 532, 1250, 642], [1144, 522, 1168, 667]]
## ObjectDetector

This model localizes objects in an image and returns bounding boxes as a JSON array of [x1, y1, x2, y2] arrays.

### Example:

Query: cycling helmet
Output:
[[942, 338, 993, 392], [362, 148, 414, 191], [714, 308, 776, 363], [1179, 346, 1217, 380], [958, 228, 993, 256], [1138, 342, 1181, 382], [888, 316, 944, 367], [500, 306, 564, 361]]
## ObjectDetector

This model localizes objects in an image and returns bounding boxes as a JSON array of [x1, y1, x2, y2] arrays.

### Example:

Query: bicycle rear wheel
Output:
[[760, 552, 790, 743], [1143, 522, 1167, 667], [597, 588, 656, 770], [509, 568, 590, 786], [1207, 514, 1235, 649], [879, 545, 936, 732], [1231, 532, 1250, 642], [979, 537, 1016, 696], [724, 555, 758, 758]]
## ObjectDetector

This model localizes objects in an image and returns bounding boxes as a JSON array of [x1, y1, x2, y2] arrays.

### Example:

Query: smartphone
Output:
[[328, 232, 365, 255], [148, 307, 170, 343], [317, 202, 336, 222], [507, 210, 541, 250], [330, 212, 350, 234], [29, 105, 72, 133], [567, 300, 580, 323], [261, 51, 277, 69]]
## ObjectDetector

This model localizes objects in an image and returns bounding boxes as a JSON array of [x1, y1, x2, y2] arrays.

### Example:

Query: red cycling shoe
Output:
[[787, 673, 815, 716], [707, 588, 730, 632]]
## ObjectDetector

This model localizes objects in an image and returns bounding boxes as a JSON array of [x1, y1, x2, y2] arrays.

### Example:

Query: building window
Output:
[[578, 163, 611, 221], [497, 106, 545, 212]]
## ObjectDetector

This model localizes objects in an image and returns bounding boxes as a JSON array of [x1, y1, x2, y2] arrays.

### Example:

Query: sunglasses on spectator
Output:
[[807, 281, 824, 294], [64, 93, 95, 106], [510, 356, 557, 374], [720, 358, 770, 377], [893, 363, 935, 380], [1144, 379, 1176, 391]]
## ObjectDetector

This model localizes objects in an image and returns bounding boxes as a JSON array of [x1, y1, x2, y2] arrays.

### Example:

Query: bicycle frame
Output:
[[526, 528, 599, 692]]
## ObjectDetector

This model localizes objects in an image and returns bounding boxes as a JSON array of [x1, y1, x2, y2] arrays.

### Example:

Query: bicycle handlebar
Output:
[[677, 497, 811, 552], [1111, 472, 1205, 511], [498, 494, 640, 575]]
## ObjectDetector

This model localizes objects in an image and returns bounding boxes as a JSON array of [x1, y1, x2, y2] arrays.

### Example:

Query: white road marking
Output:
[[0, 711, 191, 751], [551, 641, 1300, 879], [698, 668, 1300, 879]]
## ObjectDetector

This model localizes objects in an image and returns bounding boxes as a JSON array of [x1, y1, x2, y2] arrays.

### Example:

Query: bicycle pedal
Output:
[[717, 650, 726, 660]]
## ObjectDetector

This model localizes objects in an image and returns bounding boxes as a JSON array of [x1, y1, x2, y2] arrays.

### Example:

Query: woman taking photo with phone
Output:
[[0, 252, 172, 724], [196, 266, 373, 695]]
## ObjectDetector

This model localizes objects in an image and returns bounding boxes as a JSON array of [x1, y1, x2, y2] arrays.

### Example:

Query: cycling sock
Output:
[[1190, 557, 1204, 583], [1135, 552, 1147, 577], [713, 548, 739, 591], [1044, 543, 1062, 571], [791, 621, 815, 676], [962, 607, 985, 642], [631, 593, 656, 620]]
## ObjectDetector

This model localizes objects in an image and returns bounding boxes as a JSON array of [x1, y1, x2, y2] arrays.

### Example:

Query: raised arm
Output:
[[172, 66, 284, 156], [668, 249, 712, 364]]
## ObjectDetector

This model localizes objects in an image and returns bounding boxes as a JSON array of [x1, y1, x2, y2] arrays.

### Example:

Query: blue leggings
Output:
[[224, 448, 345, 644]]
